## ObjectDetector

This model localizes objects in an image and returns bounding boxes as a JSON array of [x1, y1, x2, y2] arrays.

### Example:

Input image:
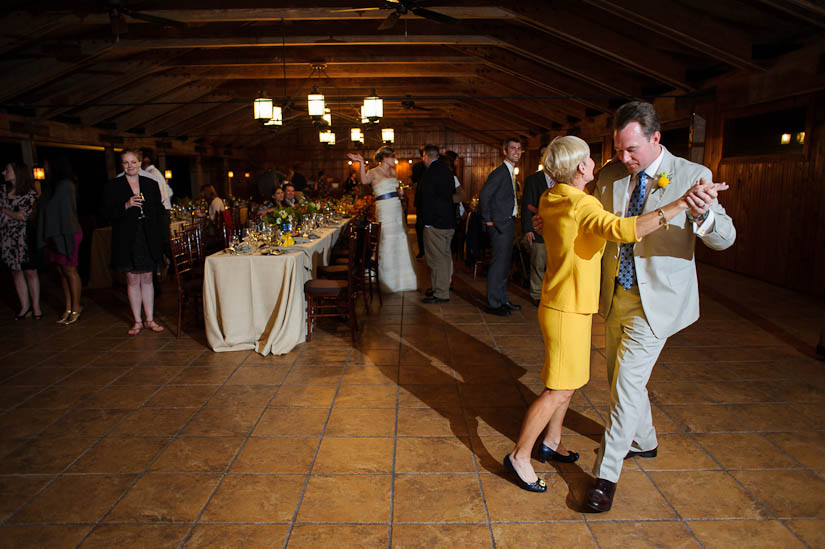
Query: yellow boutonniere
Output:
[[656, 172, 670, 188]]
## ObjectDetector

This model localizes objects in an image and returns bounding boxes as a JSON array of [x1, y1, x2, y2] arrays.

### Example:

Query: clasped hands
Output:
[[682, 178, 729, 217]]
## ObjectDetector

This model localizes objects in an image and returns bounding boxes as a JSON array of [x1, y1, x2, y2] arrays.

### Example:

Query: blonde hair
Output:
[[374, 146, 395, 163], [542, 136, 590, 184]]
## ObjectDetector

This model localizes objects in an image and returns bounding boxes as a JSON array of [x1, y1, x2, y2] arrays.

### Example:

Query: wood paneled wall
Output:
[[697, 92, 825, 297]]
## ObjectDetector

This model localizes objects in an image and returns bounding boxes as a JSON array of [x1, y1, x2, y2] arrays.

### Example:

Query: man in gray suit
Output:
[[580, 102, 736, 511], [478, 137, 523, 316]]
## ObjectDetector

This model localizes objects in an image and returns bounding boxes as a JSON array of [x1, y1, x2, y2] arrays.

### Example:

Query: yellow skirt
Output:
[[538, 305, 592, 390]]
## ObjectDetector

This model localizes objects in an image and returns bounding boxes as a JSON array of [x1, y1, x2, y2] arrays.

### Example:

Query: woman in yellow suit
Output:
[[505, 136, 725, 492]]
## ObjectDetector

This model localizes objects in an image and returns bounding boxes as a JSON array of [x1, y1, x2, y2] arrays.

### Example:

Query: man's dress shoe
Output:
[[503, 301, 521, 311], [485, 305, 511, 316], [624, 447, 658, 460], [422, 297, 449, 304], [584, 478, 616, 512]]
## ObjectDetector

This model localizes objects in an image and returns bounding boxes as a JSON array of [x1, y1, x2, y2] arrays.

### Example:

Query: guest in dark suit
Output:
[[103, 149, 167, 336], [411, 146, 426, 258], [521, 146, 555, 305], [289, 165, 307, 192], [478, 137, 523, 316], [419, 144, 457, 303]]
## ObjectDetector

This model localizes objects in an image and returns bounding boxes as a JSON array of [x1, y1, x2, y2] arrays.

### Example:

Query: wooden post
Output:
[[20, 139, 35, 167], [104, 146, 117, 180]]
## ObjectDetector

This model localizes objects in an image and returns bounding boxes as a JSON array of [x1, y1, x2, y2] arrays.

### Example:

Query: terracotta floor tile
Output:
[[0, 409, 65, 439], [397, 407, 467, 436], [481, 472, 580, 521], [294, 348, 351, 366], [752, 379, 825, 403], [0, 475, 53, 522], [688, 519, 805, 548], [287, 524, 387, 548], [732, 470, 825, 518], [10, 473, 135, 523], [107, 473, 221, 522], [314, 437, 393, 474], [82, 524, 190, 549], [112, 408, 196, 436], [790, 403, 825, 429], [282, 365, 344, 385], [269, 385, 337, 407], [185, 524, 288, 548], [726, 403, 816, 431], [462, 406, 525, 439], [0, 526, 89, 549], [182, 407, 261, 436], [231, 437, 318, 474], [70, 436, 170, 473], [150, 436, 243, 472], [0, 437, 97, 474], [244, 350, 300, 366], [7, 367, 78, 386], [334, 383, 398, 407], [693, 433, 797, 469], [576, 471, 675, 520], [764, 431, 825, 468], [254, 408, 329, 436], [397, 384, 461, 408], [348, 348, 399, 366], [656, 404, 748, 433], [633, 433, 720, 471], [225, 365, 290, 385], [144, 385, 218, 408], [325, 408, 396, 436], [38, 408, 131, 438], [649, 471, 766, 519], [492, 523, 595, 548], [648, 381, 716, 404], [391, 524, 491, 548], [784, 519, 825, 547], [200, 474, 304, 522], [205, 384, 276, 408], [56, 367, 129, 386], [393, 473, 485, 522], [341, 365, 398, 385], [395, 436, 476, 472], [170, 365, 237, 385], [77, 385, 161, 409], [399, 364, 457, 384], [20, 385, 100, 409], [298, 474, 391, 522], [589, 521, 700, 548], [693, 380, 775, 403], [188, 350, 249, 366], [112, 366, 184, 385]]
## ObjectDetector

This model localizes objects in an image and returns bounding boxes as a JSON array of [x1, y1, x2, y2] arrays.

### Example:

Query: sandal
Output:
[[57, 310, 71, 324], [128, 322, 143, 336], [144, 320, 165, 333], [63, 310, 82, 325]]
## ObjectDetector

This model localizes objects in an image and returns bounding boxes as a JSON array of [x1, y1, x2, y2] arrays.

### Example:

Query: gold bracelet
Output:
[[656, 208, 669, 230]]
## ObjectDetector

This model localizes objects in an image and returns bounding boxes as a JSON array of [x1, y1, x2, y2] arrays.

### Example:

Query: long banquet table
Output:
[[203, 218, 349, 356]]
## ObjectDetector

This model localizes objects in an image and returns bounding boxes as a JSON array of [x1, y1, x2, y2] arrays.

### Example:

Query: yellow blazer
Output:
[[540, 183, 638, 313]]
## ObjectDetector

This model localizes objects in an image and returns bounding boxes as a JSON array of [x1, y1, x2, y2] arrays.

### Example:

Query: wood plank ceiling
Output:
[[2, 0, 824, 150]]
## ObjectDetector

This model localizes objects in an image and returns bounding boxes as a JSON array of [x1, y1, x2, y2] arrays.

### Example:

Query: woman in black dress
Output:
[[104, 149, 166, 335]]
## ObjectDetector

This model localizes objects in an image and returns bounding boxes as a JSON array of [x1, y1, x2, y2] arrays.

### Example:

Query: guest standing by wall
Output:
[[104, 149, 166, 335], [521, 146, 554, 306], [38, 155, 83, 324], [1, 161, 42, 320]]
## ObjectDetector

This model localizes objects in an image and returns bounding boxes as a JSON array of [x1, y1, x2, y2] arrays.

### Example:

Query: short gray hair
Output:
[[543, 136, 590, 185]]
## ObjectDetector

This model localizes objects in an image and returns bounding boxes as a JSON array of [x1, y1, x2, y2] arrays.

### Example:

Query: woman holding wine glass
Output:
[[104, 149, 166, 335]]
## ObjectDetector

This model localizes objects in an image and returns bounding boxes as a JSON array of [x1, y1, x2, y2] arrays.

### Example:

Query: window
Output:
[[723, 107, 806, 158]]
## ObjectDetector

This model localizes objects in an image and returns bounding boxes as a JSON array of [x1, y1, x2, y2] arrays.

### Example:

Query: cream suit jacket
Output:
[[593, 146, 736, 338]]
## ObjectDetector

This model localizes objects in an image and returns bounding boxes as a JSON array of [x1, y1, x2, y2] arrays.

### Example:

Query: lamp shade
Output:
[[360, 105, 369, 124], [322, 107, 332, 126], [253, 95, 273, 120], [307, 87, 325, 117], [351, 127, 363, 143], [363, 90, 383, 120], [264, 105, 283, 126], [319, 130, 336, 145], [381, 128, 394, 143]]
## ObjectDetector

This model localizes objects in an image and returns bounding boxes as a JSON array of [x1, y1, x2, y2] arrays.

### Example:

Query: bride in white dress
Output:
[[346, 147, 418, 293]]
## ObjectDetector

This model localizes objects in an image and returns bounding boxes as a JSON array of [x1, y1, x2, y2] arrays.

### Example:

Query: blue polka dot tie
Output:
[[617, 172, 648, 290]]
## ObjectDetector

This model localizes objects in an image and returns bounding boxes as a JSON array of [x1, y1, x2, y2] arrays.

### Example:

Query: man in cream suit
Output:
[[584, 102, 736, 512]]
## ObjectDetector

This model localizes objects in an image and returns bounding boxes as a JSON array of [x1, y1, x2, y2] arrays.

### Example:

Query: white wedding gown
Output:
[[372, 177, 418, 293]]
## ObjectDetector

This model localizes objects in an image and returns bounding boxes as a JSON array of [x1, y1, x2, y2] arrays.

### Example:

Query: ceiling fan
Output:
[[401, 95, 432, 111], [333, 1, 458, 31], [105, 0, 186, 40]]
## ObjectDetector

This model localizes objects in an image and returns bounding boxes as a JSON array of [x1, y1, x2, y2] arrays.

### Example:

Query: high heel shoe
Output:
[[503, 454, 546, 493], [15, 307, 32, 320], [63, 310, 81, 325], [537, 443, 579, 464], [57, 310, 71, 324]]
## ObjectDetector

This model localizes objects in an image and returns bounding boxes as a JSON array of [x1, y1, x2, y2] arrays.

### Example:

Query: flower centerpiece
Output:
[[264, 206, 295, 232]]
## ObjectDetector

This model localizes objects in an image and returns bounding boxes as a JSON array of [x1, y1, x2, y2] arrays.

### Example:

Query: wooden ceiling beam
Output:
[[502, 4, 692, 91], [473, 68, 589, 121], [180, 63, 481, 80], [142, 97, 238, 136], [108, 87, 219, 131], [107, 34, 498, 50], [584, 0, 763, 71], [80, 77, 194, 126], [754, 0, 825, 28]]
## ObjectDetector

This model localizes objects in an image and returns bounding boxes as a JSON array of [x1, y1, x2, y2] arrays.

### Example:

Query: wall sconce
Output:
[[244, 172, 250, 178], [381, 128, 394, 144], [227, 171, 234, 178], [780, 133, 791, 145], [363, 89, 383, 122], [408, 159, 413, 164], [307, 86, 325, 117], [796, 132, 805, 144], [164, 169, 172, 179], [32, 167, 45, 180], [347, 160, 353, 165], [253, 93, 273, 121], [394, 159, 399, 165]]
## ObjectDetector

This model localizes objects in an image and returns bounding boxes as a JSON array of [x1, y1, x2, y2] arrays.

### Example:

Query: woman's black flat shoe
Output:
[[503, 454, 546, 493], [537, 443, 579, 463]]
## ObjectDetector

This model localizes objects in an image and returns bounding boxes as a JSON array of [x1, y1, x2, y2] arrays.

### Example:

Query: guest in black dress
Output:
[[103, 149, 166, 335], [1, 161, 42, 320]]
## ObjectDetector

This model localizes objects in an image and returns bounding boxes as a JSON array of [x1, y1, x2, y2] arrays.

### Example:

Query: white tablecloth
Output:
[[203, 219, 349, 355]]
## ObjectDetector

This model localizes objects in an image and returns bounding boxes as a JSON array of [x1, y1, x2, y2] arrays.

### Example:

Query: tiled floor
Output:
[[1, 248, 824, 547]]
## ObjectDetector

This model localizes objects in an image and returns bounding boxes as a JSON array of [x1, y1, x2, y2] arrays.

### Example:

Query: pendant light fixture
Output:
[[381, 128, 395, 144], [351, 127, 363, 143], [253, 93, 273, 121], [363, 89, 383, 122], [308, 85, 325, 117]]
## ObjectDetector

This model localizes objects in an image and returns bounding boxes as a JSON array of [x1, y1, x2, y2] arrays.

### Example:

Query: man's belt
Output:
[[375, 192, 399, 201]]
